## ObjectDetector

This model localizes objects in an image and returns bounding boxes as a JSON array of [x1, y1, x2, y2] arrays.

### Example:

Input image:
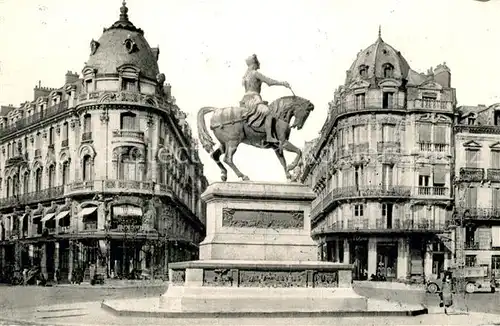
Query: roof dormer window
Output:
[[468, 117, 476, 125], [122, 78, 137, 92], [383, 63, 394, 78], [359, 65, 368, 78]]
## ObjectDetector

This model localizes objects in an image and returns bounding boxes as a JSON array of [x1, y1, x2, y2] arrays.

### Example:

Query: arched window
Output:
[[120, 112, 137, 130], [82, 155, 93, 181], [62, 161, 70, 185], [383, 63, 394, 78], [12, 175, 19, 196], [23, 172, 29, 194], [117, 147, 142, 181], [35, 168, 43, 192], [48, 165, 56, 188]]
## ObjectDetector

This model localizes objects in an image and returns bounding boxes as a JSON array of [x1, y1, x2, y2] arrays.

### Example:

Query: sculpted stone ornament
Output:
[[197, 54, 314, 181]]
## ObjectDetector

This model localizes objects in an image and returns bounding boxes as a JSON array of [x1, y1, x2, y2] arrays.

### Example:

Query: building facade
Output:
[[0, 3, 208, 283], [299, 32, 455, 282], [453, 104, 500, 279]]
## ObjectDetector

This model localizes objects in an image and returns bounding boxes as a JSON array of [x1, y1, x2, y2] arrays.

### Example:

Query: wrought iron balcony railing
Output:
[[455, 207, 500, 220], [487, 168, 500, 182], [112, 130, 145, 142], [459, 167, 484, 182], [313, 218, 446, 235]]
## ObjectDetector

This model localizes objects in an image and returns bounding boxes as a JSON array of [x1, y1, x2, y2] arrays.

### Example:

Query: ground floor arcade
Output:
[[0, 237, 197, 283], [317, 234, 452, 282]]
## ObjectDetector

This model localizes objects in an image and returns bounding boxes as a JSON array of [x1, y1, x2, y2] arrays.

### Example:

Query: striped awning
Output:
[[112, 205, 142, 217], [55, 211, 70, 221], [79, 207, 97, 218], [41, 213, 55, 223]]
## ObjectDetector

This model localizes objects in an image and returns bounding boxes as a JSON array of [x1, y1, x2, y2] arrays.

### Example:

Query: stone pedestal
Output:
[[159, 182, 368, 314], [199, 181, 318, 261]]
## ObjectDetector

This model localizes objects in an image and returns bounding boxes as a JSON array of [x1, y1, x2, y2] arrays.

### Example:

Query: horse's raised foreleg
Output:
[[281, 140, 302, 172], [223, 142, 249, 181], [210, 145, 228, 181], [274, 148, 292, 181]]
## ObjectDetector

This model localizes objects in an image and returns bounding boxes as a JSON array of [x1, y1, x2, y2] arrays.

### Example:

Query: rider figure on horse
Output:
[[240, 54, 291, 145]]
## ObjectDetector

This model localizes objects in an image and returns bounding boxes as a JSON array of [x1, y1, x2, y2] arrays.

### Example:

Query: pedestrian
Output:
[[441, 272, 454, 314]]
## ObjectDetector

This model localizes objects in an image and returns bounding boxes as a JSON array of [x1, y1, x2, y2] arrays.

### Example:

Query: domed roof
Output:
[[345, 27, 410, 86], [85, 2, 160, 80]]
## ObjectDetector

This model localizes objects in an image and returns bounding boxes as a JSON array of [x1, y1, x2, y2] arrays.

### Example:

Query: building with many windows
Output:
[[0, 3, 208, 283], [298, 31, 455, 282], [453, 104, 500, 278]]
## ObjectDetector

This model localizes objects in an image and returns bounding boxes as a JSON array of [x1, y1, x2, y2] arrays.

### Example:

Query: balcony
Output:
[[66, 179, 173, 197], [487, 168, 500, 182], [313, 218, 446, 235], [310, 185, 412, 220], [418, 142, 449, 152], [112, 129, 145, 145], [416, 186, 449, 197], [455, 207, 500, 220], [0, 186, 65, 209], [377, 141, 401, 153], [459, 167, 484, 182], [77, 91, 168, 107], [0, 100, 69, 138], [5, 152, 29, 167], [82, 132, 92, 142], [407, 99, 454, 112], [329, 98, 405, 122]]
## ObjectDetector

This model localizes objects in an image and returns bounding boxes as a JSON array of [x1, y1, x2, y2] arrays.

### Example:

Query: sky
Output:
[[1, 0, 500, 183]]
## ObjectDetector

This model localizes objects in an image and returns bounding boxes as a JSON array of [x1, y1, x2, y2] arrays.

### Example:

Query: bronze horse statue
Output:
[[197, 95, 314, 181]]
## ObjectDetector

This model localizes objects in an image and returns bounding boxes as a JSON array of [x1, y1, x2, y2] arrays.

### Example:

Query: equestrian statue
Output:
[[197, 54, 314, 181]]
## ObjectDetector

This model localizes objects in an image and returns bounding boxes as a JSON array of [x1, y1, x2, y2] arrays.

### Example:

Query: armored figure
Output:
[[240, 54, 291, 144]]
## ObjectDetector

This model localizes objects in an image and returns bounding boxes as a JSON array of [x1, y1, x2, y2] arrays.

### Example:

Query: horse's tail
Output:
[[197, 107, 217, 153]]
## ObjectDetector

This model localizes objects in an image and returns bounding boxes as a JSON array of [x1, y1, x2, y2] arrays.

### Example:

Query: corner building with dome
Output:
[[0, 3, 208, 283], [299, 32, 455, 282]]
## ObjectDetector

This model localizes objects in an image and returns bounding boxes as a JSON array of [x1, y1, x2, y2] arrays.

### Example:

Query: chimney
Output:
[[434, 62, 451, 88], [33, 82, 52, 101], [65, 71, 79, 84]]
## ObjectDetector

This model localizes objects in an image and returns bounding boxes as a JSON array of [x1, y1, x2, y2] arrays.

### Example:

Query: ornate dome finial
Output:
[[120, 1, 129, 22], [378, 25, 382, 40]]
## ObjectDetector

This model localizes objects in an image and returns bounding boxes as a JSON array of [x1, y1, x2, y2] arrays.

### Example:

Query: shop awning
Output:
[[79, 207, 97, 218], [41, 213, 55, 223], [113, 205, 142, 217], [55, 211, 70, 221]]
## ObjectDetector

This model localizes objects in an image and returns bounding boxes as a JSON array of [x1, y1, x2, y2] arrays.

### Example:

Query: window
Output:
[[35, 133, 41, 150], [355, 93, 365, 110], [35, 168, 42, 192], [23, 172, 29, 194], [83, 114, 92, 133], [382, 164, 393, 189], [433, 166, 446, 187], [434, 125, 447, 145], [48, 127, 54, 146], [492, 151, 500, 169], [466, 187, 478, 208], [492, 256, 500, 273], [465, 150, 479, 168], [382, 203, 393, 228], [62, 122, 69, 141], [353, 125, 366, 144], [359, 65, 368, 78], [6, 143, 10, 159], [381, 124, 395, 142], [383, 63, 394, 78], [120, 112, 137, 130], [85, 80, 93, 93], [465, 255, 477, 267], [354, 204, 364, 217], [48, 165, 55, 188], [382, 92, 394, 109], [354, 166, 363, 190], [82, 155, 93, 181], [117, 147, 143, 181], [122, 78, 136, 92], [24, 137, 28, 154], [62, 161, 70, 185], [6, 178, 10, 197]]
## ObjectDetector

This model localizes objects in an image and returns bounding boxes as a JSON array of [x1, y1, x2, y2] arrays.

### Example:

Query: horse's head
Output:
[[270, 96, 314, 130]]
